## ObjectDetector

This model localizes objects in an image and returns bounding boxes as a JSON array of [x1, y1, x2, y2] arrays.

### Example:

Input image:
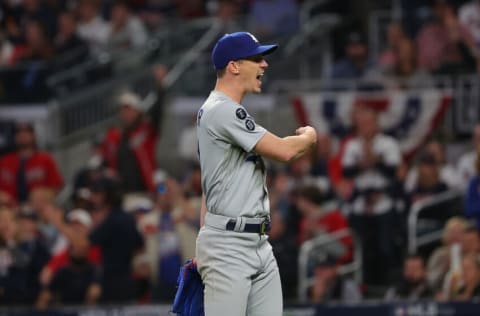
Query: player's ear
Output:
[[226, 60, 241, 75]]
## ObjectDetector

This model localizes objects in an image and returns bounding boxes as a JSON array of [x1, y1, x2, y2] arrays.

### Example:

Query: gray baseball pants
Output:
[[196, 213, 283, 316]]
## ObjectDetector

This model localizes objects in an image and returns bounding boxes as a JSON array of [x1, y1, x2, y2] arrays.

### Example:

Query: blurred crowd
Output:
[[0, 0, 301, 66], [2, 0, 480, 102], [0, 0, 302, 102], [1, 79, 480, 307], [329, 0, 480, 88]]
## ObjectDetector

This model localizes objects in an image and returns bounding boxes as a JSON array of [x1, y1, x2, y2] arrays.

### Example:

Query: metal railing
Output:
[[48, 19, 224, 146], [407, 190, 464, 254], [297, 228, 362, 303], [45, 16, 225, 98]]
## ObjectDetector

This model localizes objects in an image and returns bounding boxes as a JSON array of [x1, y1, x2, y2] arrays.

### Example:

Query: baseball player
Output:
[[195, 32, 317, 316]]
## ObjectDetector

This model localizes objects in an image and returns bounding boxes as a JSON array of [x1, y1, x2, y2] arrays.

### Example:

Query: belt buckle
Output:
[[260, 218, 270, 235]]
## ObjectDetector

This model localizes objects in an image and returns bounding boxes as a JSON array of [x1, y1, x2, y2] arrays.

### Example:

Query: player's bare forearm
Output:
[[254, 127, 317, 163]]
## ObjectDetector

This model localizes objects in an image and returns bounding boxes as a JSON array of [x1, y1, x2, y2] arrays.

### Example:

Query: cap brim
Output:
[[248, 44, 278, 58]]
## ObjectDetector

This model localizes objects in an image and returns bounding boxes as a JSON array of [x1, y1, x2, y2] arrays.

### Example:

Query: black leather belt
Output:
[[226, 218, 271, 234]]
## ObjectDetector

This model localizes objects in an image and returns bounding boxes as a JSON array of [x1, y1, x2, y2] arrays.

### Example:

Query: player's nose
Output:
[[260, 59, 268, 68]]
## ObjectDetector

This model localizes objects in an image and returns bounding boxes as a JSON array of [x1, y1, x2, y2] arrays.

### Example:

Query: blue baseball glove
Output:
[[172, 259, 205, 316]]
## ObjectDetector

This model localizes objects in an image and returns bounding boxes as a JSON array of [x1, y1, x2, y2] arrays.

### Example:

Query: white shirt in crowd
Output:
[[77, 15, 110, 55], [459, 1, 480, 47]]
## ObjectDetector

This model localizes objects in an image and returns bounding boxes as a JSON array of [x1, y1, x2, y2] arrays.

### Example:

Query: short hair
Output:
[[216, 68, 226, 78], [442, 216, 468, 243]]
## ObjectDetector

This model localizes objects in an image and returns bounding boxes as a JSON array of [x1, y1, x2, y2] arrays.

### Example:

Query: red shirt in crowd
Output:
[[0, 151, 64, 201], [101, 122, 157, 192], [46, 245, 102, 273], [298, 204, 353, 264]]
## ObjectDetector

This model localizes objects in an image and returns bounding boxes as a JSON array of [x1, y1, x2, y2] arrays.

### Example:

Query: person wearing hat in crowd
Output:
[[36, 209, 102, 309], [44, 176, 144, 303], [99, 65, 167, 194], [0, 122, 63, 204], [195, 31, 317, 316], [38, 209, 101, 289]]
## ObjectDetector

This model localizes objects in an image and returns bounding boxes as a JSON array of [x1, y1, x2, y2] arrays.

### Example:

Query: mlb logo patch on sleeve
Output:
[[245, 119, 255, 131], [236, 108, 247, 120]]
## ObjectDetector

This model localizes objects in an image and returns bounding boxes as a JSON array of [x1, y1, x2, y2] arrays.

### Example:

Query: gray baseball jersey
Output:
[[196, 90, 269, 218]]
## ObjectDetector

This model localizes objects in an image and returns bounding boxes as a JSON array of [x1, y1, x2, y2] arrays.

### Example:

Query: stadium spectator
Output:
[[295, 184, 353, 264], [77, 0, 109, 56], [0, 208, 50, 306], [452, 253, 480, 300], [13, 19, 54, 63], [0, 122, 63, 204], [36, 246, 101, 308], [107, 1, 148, 51], [405, 151, 449, 206], [247, 0, 299, 39], [330, 31, 374, 79], [372, 37, 434, 89], [378, 21, 408, 68], [411, 140, 460, 190], [53, 11, 90, 70], [385, 255, 433, 301], [416, 0, 477, 74], [459, 0, 480, 48], [38, 209, 101, 288], [100, 89, 156, 192], [309, 253, 362, 304], [137, 173, 197, 302], [44, 176, 144, 303], [458, 123, 480, 190], [100, 66, 166, 193], [18, 0, 57, 38], [36, 212, 101, 308], [427, 217, 468, 291], [341, 104, 402, 285]]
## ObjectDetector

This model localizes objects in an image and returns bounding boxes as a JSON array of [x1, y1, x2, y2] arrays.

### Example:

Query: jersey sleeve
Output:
[[209, 105, 266, 152]]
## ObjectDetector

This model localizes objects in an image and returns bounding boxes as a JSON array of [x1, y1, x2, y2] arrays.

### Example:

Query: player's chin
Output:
[[252, 85, 262, 94]]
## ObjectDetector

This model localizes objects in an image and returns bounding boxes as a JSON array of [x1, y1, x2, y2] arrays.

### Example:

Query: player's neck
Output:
[[214, 79, 245, 104]]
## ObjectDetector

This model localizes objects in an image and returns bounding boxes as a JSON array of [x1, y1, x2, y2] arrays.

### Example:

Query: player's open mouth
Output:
[[256, 73, 264, 82]]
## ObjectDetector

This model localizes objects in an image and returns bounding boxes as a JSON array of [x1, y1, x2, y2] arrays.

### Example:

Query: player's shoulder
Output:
[[199, 91, 248, 122]]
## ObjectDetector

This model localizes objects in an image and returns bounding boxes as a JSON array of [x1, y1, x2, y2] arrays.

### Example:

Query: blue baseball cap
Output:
[[211, 32, 278, 70]]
